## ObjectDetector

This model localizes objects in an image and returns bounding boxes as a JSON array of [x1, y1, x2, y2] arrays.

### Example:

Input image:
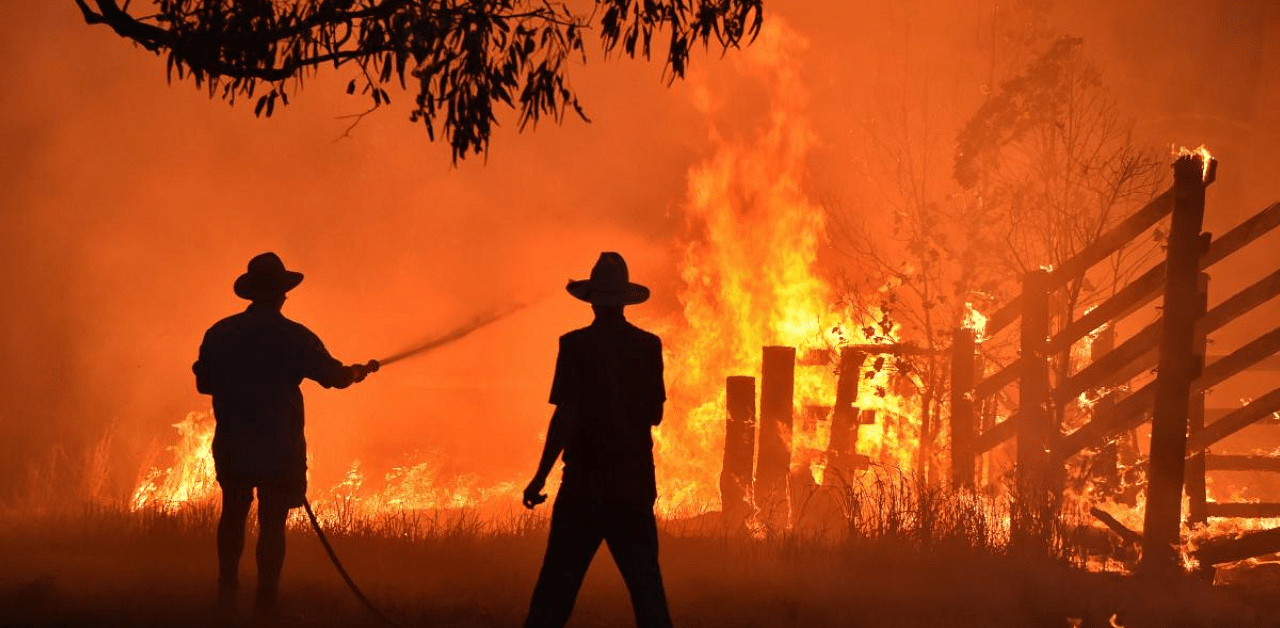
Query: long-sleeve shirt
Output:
[[193, 303, 357, 485]]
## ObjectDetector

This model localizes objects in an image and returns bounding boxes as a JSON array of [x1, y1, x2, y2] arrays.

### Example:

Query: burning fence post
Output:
[[826, 348, 869, 487], [1185, 274, 1211, 527], [722, 376, 757, 524], [1015, 268, 1054, 549], [757, 346, 796, 528], [1141, 155, 1211, 574], [949, 328, 977, 490]]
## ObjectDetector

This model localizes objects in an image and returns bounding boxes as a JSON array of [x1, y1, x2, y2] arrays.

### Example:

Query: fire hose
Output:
[[300, 301, 532, 626], [302, 499, 405, 628]]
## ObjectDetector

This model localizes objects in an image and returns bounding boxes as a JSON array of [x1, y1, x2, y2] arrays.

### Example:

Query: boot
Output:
[[216, 578, 239, 617], [252, 583, 279, 618]]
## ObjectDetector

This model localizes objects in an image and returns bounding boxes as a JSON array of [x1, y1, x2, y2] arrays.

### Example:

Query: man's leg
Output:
[[254, 486, 291, 614], [525, 496, 604, 628], [604, 505, 673, 628], [217, 482, 254, 606]]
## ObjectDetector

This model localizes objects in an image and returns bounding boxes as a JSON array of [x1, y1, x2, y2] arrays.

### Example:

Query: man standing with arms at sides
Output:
[[193, 252, 378, 615], [522, 252, 673, 628]]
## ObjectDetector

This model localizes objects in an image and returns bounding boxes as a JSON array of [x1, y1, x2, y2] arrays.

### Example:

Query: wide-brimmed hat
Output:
[[233, 252, 304, 300], [566, 252, 650, 305]]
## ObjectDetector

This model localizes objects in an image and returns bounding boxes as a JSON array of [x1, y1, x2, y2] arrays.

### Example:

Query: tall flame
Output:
[[654, 18, 918, 513]]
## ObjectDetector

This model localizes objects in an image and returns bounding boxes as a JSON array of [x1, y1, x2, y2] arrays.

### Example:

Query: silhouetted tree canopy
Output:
[[76, 0, 763, 160]]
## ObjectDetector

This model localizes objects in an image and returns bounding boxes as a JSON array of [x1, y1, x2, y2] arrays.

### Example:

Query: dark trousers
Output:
[[525, 495, 673, 628], [217, 481, 292, 601]]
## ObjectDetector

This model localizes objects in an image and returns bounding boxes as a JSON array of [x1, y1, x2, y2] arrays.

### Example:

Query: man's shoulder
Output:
[[559, 325, 593, 343], [204, 311, 248, 336], [275, 314, 314, 333], [630, 323, 661, 343], [276, 316, 323, 346], [560, 323, 661, 357], [622, 322, 662, 348], [204, 310, 314, 340]]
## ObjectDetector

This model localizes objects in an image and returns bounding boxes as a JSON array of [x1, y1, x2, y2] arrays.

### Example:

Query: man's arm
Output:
[[523, 405, 568, 509], [193, 329, 216, 395], [525, 335, 572, 509], [297, 326, 376, 389], [647, 334, 666, 426]]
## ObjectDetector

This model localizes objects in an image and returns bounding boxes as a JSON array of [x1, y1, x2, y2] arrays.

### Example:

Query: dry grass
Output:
[[1, 477, 1276, 628]]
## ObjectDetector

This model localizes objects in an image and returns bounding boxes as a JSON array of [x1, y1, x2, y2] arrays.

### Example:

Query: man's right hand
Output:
[[351, 360, 379, 383], [522, 477, 548, 510]]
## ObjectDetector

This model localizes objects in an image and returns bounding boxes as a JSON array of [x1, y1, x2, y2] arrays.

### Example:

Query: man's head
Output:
[[566, 252, 649, 309], [233, 252, 303, 306]]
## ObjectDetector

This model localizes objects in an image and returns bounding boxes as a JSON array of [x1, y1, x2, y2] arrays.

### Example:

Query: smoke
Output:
[[2, 1, 1278, 503]]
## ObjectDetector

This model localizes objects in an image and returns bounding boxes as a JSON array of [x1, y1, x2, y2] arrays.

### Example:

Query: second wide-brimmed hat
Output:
[[566, 252, 650, 305], [233, 252, 304, 300]]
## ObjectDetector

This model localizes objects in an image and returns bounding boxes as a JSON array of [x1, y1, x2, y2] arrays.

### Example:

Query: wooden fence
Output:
[[949, 155, 1280, 571]]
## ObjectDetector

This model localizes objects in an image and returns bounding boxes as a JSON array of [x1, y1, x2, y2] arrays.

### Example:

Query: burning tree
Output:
[[74, 0, 762, 160], [832, 5, 1166, 494], [952, 34, 1167, 506]]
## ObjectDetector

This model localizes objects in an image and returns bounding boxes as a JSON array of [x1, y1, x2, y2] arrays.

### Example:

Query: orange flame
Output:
[[962, 302, 988, 343], [1173, 144, 1214, 180]]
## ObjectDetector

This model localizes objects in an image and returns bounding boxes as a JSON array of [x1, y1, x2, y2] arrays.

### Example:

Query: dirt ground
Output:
[[0, 510, 1277, 628]]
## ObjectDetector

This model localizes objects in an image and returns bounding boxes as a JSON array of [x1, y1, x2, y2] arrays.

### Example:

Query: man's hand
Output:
[[351, 360, 380, 383], [522, 476, 548, 510]]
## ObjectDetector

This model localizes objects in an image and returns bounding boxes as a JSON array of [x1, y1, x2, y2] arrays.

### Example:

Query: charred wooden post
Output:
[[757, 346, 796, 526], [949, 328, 977, 489], [722, 376, 756, 523], [1015, 268, 1053, 548], [1141, 155, 1211, 574], [1186, 274, 1211, 527], [826, 348, 868, 487]]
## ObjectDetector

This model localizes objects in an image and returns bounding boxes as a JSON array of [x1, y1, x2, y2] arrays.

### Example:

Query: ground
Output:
[[0, 507, 1276, 628]]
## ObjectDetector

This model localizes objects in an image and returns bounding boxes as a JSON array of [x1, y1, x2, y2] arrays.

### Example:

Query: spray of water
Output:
[[376, 300, 536, 368]]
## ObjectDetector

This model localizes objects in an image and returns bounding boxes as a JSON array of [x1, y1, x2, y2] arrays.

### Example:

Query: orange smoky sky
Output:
[[1, 1, 1277, 501]]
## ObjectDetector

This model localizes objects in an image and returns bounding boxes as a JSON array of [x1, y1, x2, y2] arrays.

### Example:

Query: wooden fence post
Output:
[[722, 376, 757, 524], [950, 328, 977, 489], [1141, 155, 1210, 574], [1016, 268, 1053, 547], [826, 348, 868, 487], [1185, 273, 1211, 527], [758, 346, 796, 528]]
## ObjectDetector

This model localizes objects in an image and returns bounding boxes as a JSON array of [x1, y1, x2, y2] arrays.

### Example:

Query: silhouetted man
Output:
[[193, 252, 377, 614], [522, 252, 673, 628]]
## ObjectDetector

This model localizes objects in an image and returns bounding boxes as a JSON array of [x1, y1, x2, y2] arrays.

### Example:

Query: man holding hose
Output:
[[193, 252, 378, 615]]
